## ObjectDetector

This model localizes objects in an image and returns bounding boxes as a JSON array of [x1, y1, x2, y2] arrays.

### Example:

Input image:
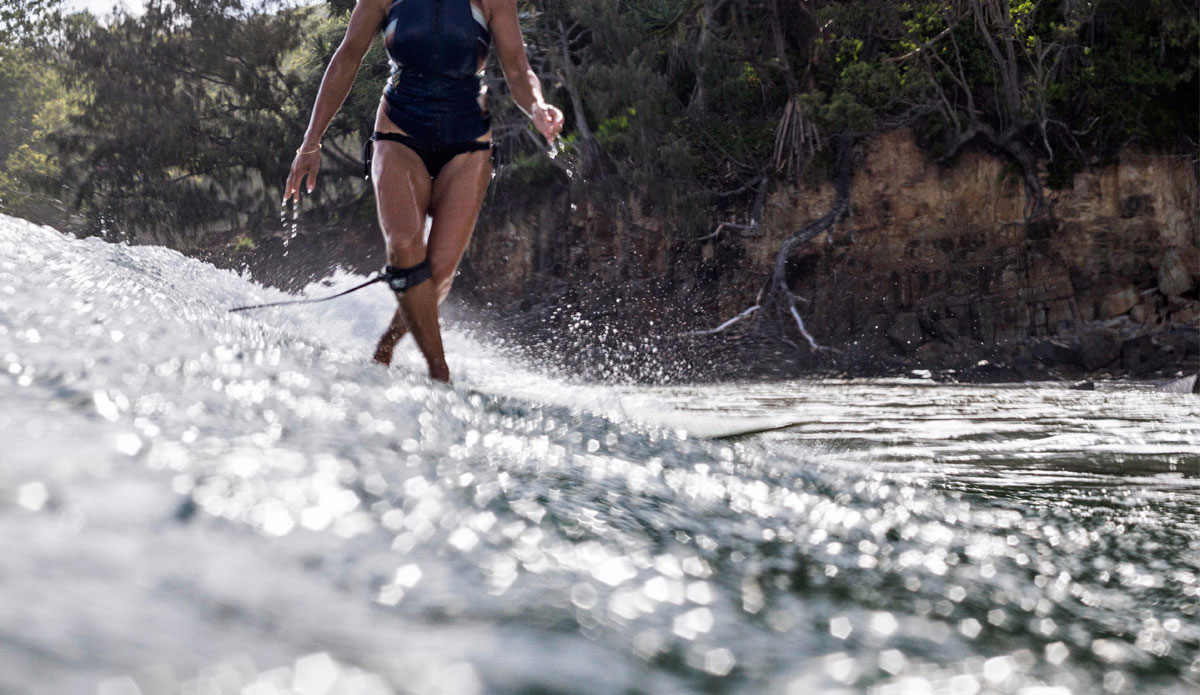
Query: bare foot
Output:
[[373, 308, 408, 366], [428, 361, 451, 383], [372, 341, 395, 366]]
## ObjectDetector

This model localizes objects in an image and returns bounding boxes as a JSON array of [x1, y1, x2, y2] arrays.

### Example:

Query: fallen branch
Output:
[[696, 220, 757, 243], [679, 305, 760, 336], [682, 141, 853, 353], [789, 303, 825, 351]]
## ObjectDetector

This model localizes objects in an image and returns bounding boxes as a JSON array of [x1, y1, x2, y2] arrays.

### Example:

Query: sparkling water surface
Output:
[[1, 215, 1197, 695]]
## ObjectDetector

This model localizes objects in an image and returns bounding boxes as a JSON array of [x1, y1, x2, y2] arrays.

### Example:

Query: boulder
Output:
[[1158, 327, 1200, 356], [915, 340, 950, 364], [1032, 339, 1078, 366], [1167, 294, 1192, 312], [1098, 286, 1139, 319], [933, 317, 962, 341], [1158, 247, 1196, 297], [1121, 334, 1158, 371], [1129, 301, 1157, 325], [887, 312, 924, 354], [1171, 301, 1200, 328], [1075, 329, 1122, 371]]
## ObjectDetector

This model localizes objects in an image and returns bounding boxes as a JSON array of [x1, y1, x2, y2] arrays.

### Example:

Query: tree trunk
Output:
[[757, 137, 853, 340]]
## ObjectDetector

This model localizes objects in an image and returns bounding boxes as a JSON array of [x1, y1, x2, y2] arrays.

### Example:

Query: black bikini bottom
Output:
[[363, 132, 493, 180]]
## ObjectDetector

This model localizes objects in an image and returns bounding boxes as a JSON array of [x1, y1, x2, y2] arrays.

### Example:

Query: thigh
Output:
[[427, 148, 493, 278], [372, 140, 433, 266]]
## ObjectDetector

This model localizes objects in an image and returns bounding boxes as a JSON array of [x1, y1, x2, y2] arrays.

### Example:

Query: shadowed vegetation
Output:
[[0, 0, 1195, 256]]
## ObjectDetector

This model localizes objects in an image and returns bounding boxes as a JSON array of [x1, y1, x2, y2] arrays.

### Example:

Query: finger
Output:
[[291, 157, 308, 198], [305, 162, 319, 193], [546, 111, 564, 139], [284, 166, 297, 204]]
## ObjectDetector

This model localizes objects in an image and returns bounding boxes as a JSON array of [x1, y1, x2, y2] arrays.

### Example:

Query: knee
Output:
[[386, 233, 425, 266]]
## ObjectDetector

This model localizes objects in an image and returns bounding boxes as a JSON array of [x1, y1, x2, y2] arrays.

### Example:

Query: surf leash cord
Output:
[[228, 260, 431, 313]]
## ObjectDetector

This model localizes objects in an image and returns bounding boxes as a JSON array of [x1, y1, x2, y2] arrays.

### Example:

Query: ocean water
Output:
[[1, 214, 1197, 695]]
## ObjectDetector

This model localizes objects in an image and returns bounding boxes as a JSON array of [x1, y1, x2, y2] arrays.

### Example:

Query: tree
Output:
[[0, 0, 62, 48], [690, 0, 1197, 345], [0, 43, 71, 224], [0, 0, 70, 224], [55, 0, 328, 245]]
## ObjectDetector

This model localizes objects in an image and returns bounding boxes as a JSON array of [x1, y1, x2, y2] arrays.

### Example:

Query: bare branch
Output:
[[679, 305, 761, 336], [883, 21, 958, 64], [789, 303, 823, 351], [697, 220, 757, 242]]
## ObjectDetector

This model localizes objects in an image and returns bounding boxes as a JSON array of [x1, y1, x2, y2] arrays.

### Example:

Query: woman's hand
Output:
[[283, 145, 322, 205], [532, 103, 564, 144]]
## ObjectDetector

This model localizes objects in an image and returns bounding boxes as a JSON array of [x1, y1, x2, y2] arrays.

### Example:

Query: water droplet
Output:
[[703, 648, 736, 676], [878, 649, 906, 675], [570, 583, 598, 610], [1045, 641, 1069, 665], [592, 556, 637, 587], [672, 607, 714, 639], [17, 481, 48, 511], [982, 655, 1014, 683], [823, 652, 859, 684], [292, 652, 338, 695], [115, 433, 142, 456], [869, 612, 898, 637]]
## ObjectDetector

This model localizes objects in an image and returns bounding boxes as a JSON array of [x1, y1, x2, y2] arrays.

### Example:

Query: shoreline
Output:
[[453, 295, 1200, 391], [180, 216, 1200, 392]]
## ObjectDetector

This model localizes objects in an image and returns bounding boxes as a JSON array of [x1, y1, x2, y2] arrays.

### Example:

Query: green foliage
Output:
[[508, 151, 557, 186], [1067, 0, 1199, 154], [0, 0, 61, 48], [0, 0, 70, 222], [0, 0, 1193, 248], [0, 43, 70, 222], [811, 0, 1196, 190], [52, 0, 350, 244], [629, 0, 700, 37], [595, 108, 636, 151], [231, 233, 256, 252]]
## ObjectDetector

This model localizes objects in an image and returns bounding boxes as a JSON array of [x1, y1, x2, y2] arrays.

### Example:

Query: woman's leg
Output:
[[370, 140, 451, 380], [426, 149, 493, 300], [373, 147, 492, 370]]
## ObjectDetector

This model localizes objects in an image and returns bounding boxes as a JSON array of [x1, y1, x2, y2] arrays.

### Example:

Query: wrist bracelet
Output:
[[296, 143, 322, 155]]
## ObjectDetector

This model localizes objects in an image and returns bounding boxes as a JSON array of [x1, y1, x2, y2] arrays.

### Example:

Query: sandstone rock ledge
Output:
[[465, 129, 1198, 385], [755, 131, 1198, 379]]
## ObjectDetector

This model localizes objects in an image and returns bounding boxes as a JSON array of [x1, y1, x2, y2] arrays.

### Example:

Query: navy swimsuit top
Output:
[[382, 0, 492, 145]]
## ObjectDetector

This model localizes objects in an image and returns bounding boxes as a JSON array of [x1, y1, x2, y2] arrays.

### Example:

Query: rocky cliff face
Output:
[[759, 131, 1198, 373], [465, 130, 1198, 378]]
